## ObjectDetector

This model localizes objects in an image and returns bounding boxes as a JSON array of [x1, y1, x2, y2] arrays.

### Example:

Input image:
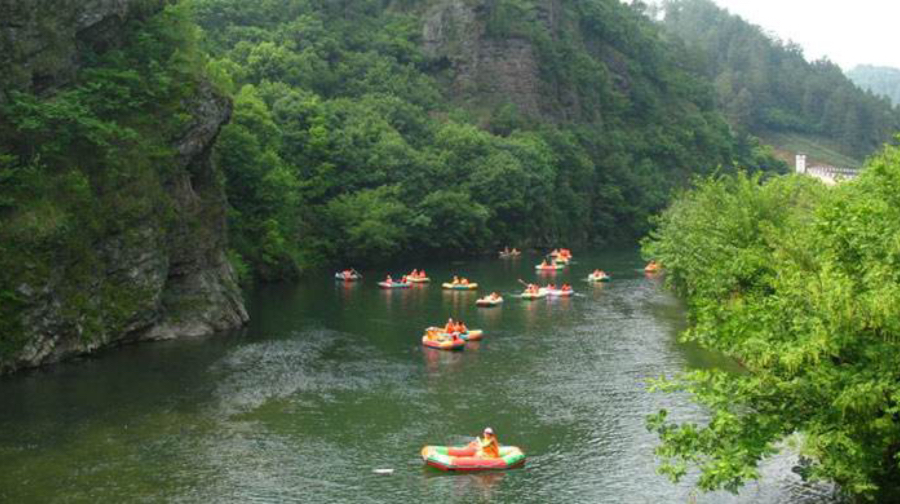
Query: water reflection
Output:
[[422, 346, 465, 374], [521, 297, 548, 329], [379, 286, 416, 317], [547, 295, 573, 314], [453, 472, 506, 501], [335, 279, 361, 303], [588, 281, 607, 300], [476, 305, 503, 326], [0, 249, 839, 503], [442, 290, 478, 313]]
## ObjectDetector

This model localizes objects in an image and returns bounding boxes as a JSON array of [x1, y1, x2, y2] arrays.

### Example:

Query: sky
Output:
[[706, 0, 900, 70]]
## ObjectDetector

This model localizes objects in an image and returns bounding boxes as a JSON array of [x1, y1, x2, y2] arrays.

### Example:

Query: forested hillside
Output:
[[193, 0, 783, 279], [848, 64, 900, 107], [660, 0, 900, 161]]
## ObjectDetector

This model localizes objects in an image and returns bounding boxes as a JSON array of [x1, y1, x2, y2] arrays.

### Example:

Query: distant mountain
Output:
[[848, 65, 900, 106], [660, 0, 900, 160]]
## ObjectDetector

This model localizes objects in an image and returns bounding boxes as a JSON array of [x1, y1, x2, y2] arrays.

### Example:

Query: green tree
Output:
[[643, 144, 900, 500]]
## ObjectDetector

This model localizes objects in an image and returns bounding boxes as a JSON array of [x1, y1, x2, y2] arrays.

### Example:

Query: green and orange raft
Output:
[[421, 444, 526, 472]]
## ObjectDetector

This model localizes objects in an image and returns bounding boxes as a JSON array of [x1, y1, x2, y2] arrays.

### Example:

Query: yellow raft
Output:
[[442, 283, 479, 290]]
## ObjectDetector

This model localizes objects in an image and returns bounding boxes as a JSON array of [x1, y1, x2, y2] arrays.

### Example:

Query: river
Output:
[[0, 249, 836, 503]]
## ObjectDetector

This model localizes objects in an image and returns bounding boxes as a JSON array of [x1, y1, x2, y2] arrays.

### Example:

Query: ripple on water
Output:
[[0, 251, 845, 503]]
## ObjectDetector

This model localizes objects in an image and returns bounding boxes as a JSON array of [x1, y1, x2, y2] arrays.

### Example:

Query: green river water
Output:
[[0, 249, 836, 503]]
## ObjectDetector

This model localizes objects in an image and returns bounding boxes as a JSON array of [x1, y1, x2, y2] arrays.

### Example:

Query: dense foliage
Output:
[[192, 0, 785, 279], [661, 0, 900, 160], [642, 143, 900, 499], [848, 65, 900, 107], [0, 3, 207, 360]]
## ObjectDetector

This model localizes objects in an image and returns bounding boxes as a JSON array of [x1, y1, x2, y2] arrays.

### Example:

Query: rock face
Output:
[[0, 0, 155, 94], [421, 0, 576, 120], [0, 0, 248, 373]]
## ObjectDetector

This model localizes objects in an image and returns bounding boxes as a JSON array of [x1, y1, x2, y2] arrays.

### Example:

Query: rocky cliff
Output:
[[1, 0, 149, 94], [422, 1, 544, 117], [420, 0, 601, 122], [0, 0, 248, 373]]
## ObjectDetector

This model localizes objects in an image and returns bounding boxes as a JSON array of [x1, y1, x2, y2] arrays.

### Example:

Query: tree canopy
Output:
[[192, 0, 786, 278], [643, 141, 900, 500]]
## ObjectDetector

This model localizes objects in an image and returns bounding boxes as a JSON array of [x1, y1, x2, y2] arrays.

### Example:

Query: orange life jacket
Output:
[[479, 435, 500, 458]]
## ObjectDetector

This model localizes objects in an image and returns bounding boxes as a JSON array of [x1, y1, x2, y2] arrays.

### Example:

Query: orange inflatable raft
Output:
[[421, 443, 526, 471], [422, 335, 466, 351]]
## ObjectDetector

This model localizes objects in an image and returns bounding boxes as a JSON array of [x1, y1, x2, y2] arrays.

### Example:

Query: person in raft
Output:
[[539, 259, 550, 268], [410, 269, 418, 278], [561, 283, 572, 292], [441, 319, 465, 342], [490, 292, 501, 301], [419, 269, 426, 279], [477, 427, 500, 459], [385, 274, 393, 284], [401, 275, 409, 284], [452, 275, 460, 285]]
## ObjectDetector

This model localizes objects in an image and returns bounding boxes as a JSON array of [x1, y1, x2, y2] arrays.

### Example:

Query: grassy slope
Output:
[[760, 131, 864, 169]]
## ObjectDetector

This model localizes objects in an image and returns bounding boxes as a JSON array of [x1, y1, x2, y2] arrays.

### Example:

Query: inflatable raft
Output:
[[499, 251, 521, 259], [379, 281, 411, 289], [459, 329, 483, 342], [520, 289, 547, 300], [408, 277, 431, 283], [442, 283, 479, 290], [476, 296, 503, 307], [547, 289, 574, 297], [535, 263, 564, 271], [335, 272, 361, 281], [587, 273, 611, 282], [421, 444, 526, 471], [421, 335, 466, 351]]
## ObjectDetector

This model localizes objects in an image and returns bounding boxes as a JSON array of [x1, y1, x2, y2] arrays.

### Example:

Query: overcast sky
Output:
[[706, 0, 900, 70]]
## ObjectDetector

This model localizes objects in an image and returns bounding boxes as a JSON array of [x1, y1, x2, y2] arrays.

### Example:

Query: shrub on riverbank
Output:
[[643, 143, 900, 500]]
